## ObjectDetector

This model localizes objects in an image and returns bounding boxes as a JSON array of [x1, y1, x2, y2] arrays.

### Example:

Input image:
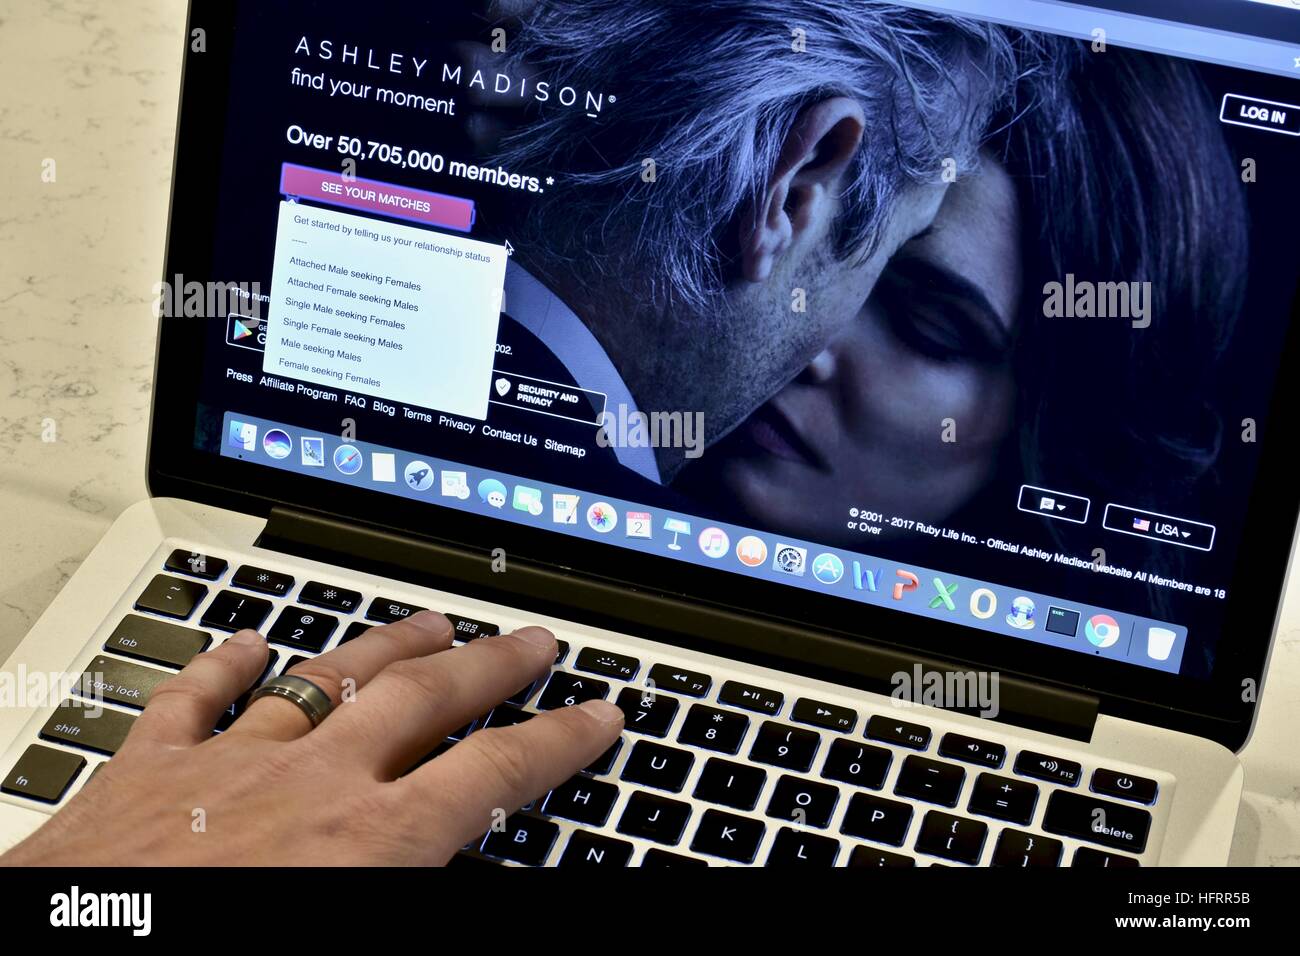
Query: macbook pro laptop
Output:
[[2, 0, 1299, 866]]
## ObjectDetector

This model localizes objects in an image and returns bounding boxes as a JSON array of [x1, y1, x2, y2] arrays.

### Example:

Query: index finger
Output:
[[396, 699, 623, 855]]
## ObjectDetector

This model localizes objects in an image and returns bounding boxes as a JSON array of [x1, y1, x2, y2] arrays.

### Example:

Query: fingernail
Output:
[[514, 626, 556, 650], [229, 630, 264, 646], [407, 610, 450, 633], [577, 699, 623, 724]]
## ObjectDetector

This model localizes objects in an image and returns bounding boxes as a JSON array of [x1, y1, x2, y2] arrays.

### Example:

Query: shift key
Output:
[[74, 656, 172, 710], [40, 700, 136, 755]]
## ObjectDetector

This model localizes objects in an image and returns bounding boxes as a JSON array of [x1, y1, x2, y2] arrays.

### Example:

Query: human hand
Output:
[[0, 611, 623, 866]]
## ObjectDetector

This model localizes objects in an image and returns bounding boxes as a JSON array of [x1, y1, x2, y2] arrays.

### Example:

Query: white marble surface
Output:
[[0, 0, 1296, 865]]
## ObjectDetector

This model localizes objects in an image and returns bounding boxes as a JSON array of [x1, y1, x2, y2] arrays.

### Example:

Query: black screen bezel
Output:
[[148, 0, 1300, 751]]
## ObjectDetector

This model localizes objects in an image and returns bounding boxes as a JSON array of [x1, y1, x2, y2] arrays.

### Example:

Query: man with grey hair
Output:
[[480, 0, 1037, 484]]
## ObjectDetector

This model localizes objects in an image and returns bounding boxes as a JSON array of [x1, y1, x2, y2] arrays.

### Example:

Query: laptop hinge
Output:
[[256, 506, 1100, 742]]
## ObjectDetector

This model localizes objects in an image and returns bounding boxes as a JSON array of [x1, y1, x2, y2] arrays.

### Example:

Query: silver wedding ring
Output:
[[249, 674, 335, 728]]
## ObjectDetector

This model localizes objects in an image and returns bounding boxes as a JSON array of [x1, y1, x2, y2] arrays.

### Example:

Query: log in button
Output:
[[1220, 93, 1300, 136], [1103, 504, 1215, 551]]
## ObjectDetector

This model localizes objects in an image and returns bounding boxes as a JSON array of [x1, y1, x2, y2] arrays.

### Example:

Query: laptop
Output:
[[1, 0, 1298, 867]]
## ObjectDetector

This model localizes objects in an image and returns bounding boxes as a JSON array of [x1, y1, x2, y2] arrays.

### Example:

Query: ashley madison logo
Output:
[[293, 38, 614, 117]]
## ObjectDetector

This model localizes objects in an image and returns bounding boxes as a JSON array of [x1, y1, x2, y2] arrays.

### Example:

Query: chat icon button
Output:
[[477, 478, 507, 508]]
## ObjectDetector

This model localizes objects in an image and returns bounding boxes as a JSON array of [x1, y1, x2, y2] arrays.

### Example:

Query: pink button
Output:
[[279, 163, 476, 232]]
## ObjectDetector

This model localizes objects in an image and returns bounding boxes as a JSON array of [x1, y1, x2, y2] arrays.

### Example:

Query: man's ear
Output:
[[739, 96, 866, 283]]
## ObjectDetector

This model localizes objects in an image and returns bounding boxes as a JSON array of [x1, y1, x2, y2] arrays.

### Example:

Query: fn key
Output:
[[2, 745, 86, 803]]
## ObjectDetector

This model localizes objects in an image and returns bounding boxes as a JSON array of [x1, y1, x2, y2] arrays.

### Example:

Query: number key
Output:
[[614, 687, 679, 737], [677, 704, 748, 754], [537, 672, 609, 710], [750, 721, 819, 772]]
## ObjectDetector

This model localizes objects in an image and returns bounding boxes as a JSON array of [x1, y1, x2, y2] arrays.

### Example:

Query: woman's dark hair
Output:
[[994, 45, 1250, 618]]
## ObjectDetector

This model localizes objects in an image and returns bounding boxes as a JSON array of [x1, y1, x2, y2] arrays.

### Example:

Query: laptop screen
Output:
[[182, 0, 1300, 684]]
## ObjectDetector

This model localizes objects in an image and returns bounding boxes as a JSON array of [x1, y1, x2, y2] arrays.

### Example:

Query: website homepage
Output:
[[194, 0, 1300, 679]]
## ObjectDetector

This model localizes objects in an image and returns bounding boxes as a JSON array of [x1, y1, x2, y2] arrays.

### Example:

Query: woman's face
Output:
[[681, 154, 1023, 545]]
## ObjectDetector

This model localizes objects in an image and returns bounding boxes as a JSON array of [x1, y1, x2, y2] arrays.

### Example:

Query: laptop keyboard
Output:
[[0, 545, 1165, 867]]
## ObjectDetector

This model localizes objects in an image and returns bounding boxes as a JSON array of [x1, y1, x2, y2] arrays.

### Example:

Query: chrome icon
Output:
[[1085, 613, 1121, 648]]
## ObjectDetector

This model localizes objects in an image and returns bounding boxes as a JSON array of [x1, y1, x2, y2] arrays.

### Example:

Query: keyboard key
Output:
[[536, 672, 609, 710], [585, 738, 622, 776], [621, 741, 694, 793], [2, 745, 85, 803], [231, 565, 294, 597], [677, 704, 748, 754], [135, 574, 207, 620], [200, 591, 273, 633], [447, 717, 481, 741], [719, 680, 782, 716], [821, 739, 891, 790], [103, 615, 210, 669], [968, 773, 1039, 825], [766, 775, 839, 828], [1072, 846, 1140, 868], [541, 776, 619, 826], [267, 607, 338, 652], [554, 639, 570, 665], [558, 830, 633, 867], [641, 848, 707, 867], [766, 828, 839, 866], [617, 792, 692, 844], [164, 549, 228, 581], [366, 598, 428, 624], [40, 700, 135, 755], [894, 755, 965, 807], [614, 687, 679, 737], [691, 809, 766, 863], [866, 714, 930, 750], [915, 811, 988, 865], [1041, 791, 1151, 854], [792, 697, 856, 733], [848, 846, 915, 867], [840, 793, 912, 846], [214, 651, 279, 731], [750, 721, 819, 772], [480, 814, 559, 866], [282, 655, 311, 672], [339, 621, 372, 644], [991, 829, 1063, 867], [299, 581, 362, 614], [74, 656, 171, 710], [1014, 750, 1081, 787], [506, 681, 537, 706], [575, 646, 639, 681], [445, 614, 500, 641], [939, 732, 1006, 769], [1091, 768, 1159, 805], [483, 706, 534, 730], [693, 757, 766, 810], [647, 663, 711, 698]]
